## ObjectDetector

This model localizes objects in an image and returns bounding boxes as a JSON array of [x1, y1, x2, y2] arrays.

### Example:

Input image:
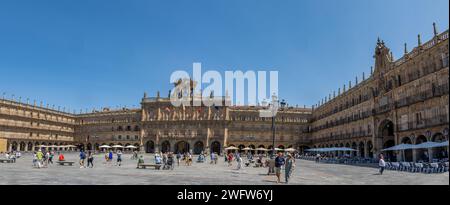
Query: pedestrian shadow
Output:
[[262, 179, 280, 184]]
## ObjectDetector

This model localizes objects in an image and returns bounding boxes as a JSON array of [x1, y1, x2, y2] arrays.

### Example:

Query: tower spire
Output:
[[433, 22, 438, 36], [418, 34, 422, 46]]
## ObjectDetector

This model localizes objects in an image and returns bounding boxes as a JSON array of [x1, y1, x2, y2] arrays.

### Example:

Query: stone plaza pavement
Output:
[[0, 153, 448, 185]]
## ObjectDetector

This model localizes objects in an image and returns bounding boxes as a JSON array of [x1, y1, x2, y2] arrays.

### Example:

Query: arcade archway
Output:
[[175, 141, 190, 154], [193, 141, 204, 154], [161, 141, 171, 153], [210, 141, 221, 154], [401, 137, 413, 162], [146, 140, 155, 153]]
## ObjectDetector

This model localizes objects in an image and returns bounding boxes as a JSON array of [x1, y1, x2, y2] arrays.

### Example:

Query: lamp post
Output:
[[260, 93, 281, 158]]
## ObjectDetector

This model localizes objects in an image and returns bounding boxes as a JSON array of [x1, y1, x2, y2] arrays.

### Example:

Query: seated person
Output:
[[58, 153, 65, 161], [155, 154, 162, 164], [197, 154, 205, 162], [137, 156, 144, 168]]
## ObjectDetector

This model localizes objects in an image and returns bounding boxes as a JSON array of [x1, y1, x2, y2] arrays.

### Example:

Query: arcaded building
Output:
[[1, 24, 448, 162], [0, 92, 311, 155], [309, 25, 449, 162]]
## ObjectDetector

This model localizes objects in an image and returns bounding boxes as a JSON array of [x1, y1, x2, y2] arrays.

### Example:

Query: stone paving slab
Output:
[[0, 153, 448, 185]]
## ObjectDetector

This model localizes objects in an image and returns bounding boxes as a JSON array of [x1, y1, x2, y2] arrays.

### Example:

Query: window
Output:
[[135, 135, 138, 140], [126, 135, 130, 140], [118, 135, 122, 140], [416, 112, 423, 125], [400, 115, 408, 130], [442, 53, 449, 68]]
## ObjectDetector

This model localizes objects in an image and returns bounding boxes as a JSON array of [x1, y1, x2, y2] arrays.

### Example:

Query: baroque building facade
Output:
[[1, 25, 448, 162], [309, 26, 449, 162]]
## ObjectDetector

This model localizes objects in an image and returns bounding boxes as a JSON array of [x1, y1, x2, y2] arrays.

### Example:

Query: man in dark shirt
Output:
[[274, 152, 285, 183]]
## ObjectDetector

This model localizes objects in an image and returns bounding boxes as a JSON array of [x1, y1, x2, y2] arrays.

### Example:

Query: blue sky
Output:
[[0, 0, 448, 111]]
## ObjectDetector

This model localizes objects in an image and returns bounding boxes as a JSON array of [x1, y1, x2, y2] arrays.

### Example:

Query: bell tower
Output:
[[373, 38, 392, 77]]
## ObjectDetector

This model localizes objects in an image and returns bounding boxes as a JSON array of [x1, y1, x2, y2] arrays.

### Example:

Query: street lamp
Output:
[[259, 93, 280, 158]]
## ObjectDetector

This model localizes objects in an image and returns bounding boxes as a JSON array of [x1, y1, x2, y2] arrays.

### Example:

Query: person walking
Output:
[[227, 152, 233, 167], [10, 152, 16, 163], [236, 153, 242, 170], [274, 152, 285, 184], [210, 152, 215, 164], [79, 150, 86, 168], [32, 152, 38, 167], [87, 151, 94, 168], [116, 150, 123, 166], [187, 152, 193, 166], [284, 154, 295, 183], [379, 153, 386, 175], [108, 150, 113, 165], [315, 153, 320, 163], [176, 152, 181, 166], [48, 151, 54, 164], [36, 149, 44, 168]]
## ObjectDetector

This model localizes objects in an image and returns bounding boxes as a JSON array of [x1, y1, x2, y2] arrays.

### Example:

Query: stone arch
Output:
[[146, 140, 155, 153], [210, 141, 221, 154], [432, 133, 448, 159], [175, 141, 190, 154], [298, 145, 310, 154], [238, 144, 245, 153], [27, 142, 33, 151], [351, 142, 357, 157], [268, 145, 274, 155], [86, 143, 92, 151], [257, 145, 266, 154], [382, 139, 396, 162], [249, 144, 256, 154], [133, 143, 140, 149], [19, 141, 26, 151], [401, 137, 413, 162], [193, 141, 204, 154], [78, 143, 85, 151], [161, 141, 171, 153], [415, 135, 428, 161], [34, 142, 40, 151], [378, 119, 395, 156], [367, 141, 373, 158], [10, 141, 18, 151]]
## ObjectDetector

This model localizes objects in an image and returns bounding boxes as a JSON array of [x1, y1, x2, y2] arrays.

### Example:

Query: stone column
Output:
[[412, 149, 417, 162], [154, 131, 160, 153], [364, 141, 369, 158], [139, 129, 145, 153], [205, 127, 211, 154], [428, 148, 433, 163]]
